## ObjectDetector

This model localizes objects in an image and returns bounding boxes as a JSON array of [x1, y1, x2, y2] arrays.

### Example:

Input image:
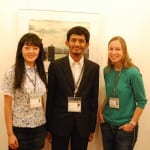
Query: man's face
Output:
[[65, 34, 89, 57]]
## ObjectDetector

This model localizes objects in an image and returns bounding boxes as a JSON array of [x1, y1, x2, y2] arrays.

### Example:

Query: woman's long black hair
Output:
[[14, 33, 47, 89]]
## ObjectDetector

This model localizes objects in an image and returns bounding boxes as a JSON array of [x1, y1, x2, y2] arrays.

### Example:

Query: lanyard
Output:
[[73, 65, 84, 98], [25, 71, 36, 93], [113, 71, 121, 96]]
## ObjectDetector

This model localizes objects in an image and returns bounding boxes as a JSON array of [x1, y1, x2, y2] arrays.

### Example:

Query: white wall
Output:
[[0, 0, 150, 150]]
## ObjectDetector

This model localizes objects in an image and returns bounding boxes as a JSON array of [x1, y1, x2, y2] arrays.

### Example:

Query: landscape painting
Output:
[[29, 19, 90, 61]]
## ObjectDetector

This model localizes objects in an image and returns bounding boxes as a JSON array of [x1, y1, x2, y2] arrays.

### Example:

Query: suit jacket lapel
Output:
[[62, 56, 89, 96], [77, 58, 89, 94], [63, 56, 75, 92]]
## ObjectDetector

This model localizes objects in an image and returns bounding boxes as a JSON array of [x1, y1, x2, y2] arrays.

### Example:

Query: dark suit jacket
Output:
[[46, 56, 99, 137]]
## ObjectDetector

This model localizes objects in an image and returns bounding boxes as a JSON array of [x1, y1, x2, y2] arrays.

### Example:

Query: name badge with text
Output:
[[68, 97, 81, 112], [109, 97, 120, 109], [30, 95, 42, 108]]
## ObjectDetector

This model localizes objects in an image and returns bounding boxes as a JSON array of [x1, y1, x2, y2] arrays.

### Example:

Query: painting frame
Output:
[[17, 9, 102, 71]]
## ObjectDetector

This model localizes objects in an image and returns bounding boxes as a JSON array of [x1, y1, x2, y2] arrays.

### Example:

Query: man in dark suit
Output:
[[46, 26, 99, 150]]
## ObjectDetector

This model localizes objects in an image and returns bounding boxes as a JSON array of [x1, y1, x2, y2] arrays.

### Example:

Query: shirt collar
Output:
[[25, 63, 37, 70], [68, 54, 84, 67]]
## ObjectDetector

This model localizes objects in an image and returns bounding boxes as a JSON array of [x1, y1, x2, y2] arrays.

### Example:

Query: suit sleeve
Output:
[[90, 64, 99, 132], [46, 62, 55, 131]]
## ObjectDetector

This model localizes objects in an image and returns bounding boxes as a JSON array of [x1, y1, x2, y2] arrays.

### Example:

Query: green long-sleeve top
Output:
[[103, 67, 147, 125]]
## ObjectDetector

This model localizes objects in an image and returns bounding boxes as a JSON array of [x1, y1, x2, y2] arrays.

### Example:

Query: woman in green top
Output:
[[99, 36, 147, 150]]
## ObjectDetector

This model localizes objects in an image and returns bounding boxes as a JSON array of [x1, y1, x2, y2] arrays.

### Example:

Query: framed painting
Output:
[[17, 9, 102, 72]]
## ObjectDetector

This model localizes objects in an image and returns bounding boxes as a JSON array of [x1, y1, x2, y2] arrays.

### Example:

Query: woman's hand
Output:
[[99, 111, 105, 123], [119, 123, 135, 132], [8, 133, 19, 150]]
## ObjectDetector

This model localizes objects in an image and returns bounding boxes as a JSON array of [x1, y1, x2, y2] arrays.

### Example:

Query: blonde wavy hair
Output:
[[106, 36, 138, 71]]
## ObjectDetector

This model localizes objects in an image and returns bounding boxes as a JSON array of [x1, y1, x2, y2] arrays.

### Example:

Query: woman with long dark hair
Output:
[[2, 33, 47, 150]]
